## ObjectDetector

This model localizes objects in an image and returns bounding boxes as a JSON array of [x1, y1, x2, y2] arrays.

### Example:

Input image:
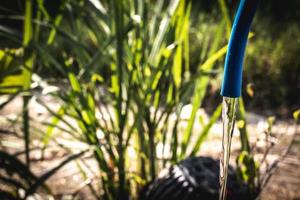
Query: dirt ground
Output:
[[0, 96, 299, 199], [259, 130, 300, 200]]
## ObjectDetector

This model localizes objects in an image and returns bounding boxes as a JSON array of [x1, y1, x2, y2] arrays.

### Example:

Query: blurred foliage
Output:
[[293, 109, 300, 122], [0, 0, 228, 199], [245, 23, 300, 111], [2, 0, 298, 112], [0, 0, 299, 199], [189, 0, 300, 114]]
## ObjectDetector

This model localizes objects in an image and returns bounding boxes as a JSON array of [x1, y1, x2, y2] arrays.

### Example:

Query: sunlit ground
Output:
[[0, 95, 299, 199]]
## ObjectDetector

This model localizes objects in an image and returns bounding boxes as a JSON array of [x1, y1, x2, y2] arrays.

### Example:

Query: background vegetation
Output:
[[0, 0, 299, 199]]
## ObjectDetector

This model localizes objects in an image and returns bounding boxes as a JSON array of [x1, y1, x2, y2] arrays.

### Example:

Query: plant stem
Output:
[[23, 95, 30, 167], [148, 124, 156, 180], [237, 98, 251, 152], [113, 0, 126, 198]]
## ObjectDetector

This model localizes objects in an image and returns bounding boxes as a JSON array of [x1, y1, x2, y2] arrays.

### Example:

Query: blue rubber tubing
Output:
[[220, 0, 260, 97]]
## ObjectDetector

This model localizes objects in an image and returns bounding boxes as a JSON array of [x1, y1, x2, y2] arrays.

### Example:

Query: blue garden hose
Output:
[[221, 0, 260, 97]]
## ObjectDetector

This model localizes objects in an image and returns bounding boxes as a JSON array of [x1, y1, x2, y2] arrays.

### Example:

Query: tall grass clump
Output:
[[0, 0, 259, 199]]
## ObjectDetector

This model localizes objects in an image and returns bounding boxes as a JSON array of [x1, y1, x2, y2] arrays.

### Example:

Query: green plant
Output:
[[0, 0, 39, 168], [33, 0, 232, 198], [0, 0, 251, 199]]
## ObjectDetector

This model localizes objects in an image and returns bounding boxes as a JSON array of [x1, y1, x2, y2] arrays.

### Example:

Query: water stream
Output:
[[219, 97, 238, 200]]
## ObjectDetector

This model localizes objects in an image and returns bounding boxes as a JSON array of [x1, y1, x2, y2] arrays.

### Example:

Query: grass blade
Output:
[[189, 104, 222, 156]]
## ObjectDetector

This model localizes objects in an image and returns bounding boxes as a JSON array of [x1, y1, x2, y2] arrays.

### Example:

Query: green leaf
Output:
[[293, 109, 300, 122], [218, 0, 231, 39], [82, 110, 92, 125], [43, 106, 65, 147], [47, 14, 63, 45], [246, 83, 254, 97], [190, 104, 222, 156], [237, 98, 251, 152], [148, 0, 180, 65], [172, 45, 182, 87], [68, 73, 81, 93], [23, 0, 33, 46]]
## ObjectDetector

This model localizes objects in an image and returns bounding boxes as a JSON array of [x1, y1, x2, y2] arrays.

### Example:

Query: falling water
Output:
[[219, 97, 238, 200]]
